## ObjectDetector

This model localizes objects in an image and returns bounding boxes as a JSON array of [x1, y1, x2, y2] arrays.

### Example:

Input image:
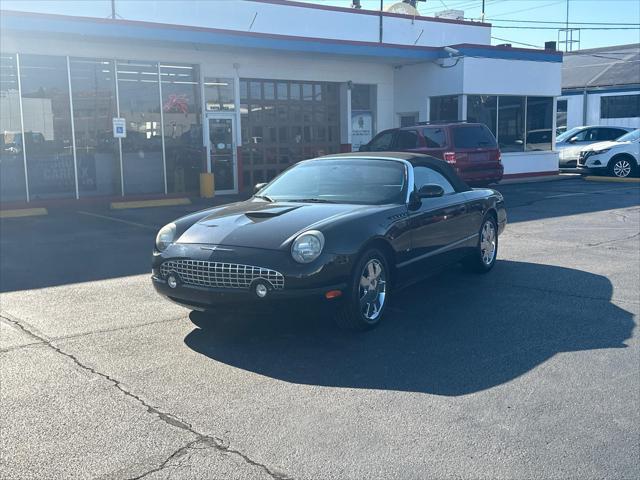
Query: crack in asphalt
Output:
[[0, 312, 292, 480], [586, 231, 640, 247]]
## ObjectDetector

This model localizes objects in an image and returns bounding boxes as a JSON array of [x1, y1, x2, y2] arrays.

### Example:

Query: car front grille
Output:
[[160, 259, 285, 290]]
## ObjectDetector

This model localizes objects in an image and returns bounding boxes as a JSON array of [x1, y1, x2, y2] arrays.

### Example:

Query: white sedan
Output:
[[577, 129, 639, 178]]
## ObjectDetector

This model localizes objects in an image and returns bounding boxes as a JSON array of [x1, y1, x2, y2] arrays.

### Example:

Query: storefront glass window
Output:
[[556, 99, 568, 132], [240, 78, 340, 188], [467, 95, 497, 137], [160, 63, 203, 194], [526, 96, 553, 151], [497, 96, 525, 152], [19, 54, 75, 199], [117, 60, 164, 195], [205, 77, 234, 111], [430, 95, 459, 122], [69, 58, 121, 197], [0, 53, 27, 202]]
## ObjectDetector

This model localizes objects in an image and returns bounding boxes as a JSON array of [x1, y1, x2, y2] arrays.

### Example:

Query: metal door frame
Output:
[[204, 112, 238, 194]]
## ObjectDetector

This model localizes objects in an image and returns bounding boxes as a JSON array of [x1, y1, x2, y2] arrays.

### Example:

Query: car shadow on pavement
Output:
[[184, 260, 635, 396]]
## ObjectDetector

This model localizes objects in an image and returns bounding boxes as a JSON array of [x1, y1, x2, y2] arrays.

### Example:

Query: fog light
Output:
[[255, 283, 268, 298], [167, 275, 178, 289]]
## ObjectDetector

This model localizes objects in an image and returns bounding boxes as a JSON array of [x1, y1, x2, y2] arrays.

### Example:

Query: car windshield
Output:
[[557, 127, 584, 142], [257, 158, 407, 205], [616, 129, 639, 142]]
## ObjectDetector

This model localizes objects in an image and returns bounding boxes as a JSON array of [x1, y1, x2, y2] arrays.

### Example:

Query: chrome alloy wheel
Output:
[[613, 159, 632, 178], [480, 220, 497, 265], [359, 259, 386, 322]]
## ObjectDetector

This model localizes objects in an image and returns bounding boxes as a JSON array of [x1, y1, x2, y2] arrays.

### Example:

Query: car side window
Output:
[[413, 166, 456, 195], [597, 128, 627, 141], [394, 130, 420, 149], [571, 129, 590, 142], [368, 131, 395, 151], [422, 127, 447, 148]]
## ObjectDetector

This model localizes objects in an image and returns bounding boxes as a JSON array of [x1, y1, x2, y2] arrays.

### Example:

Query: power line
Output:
[[491, 36, 542, 48], [487, 1, 565, 18], [482, 19, 640, 26], [491, 25, 640, 30]]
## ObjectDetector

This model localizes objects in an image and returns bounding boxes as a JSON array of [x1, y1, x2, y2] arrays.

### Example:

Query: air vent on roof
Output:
[[434, 9, 464, 21]]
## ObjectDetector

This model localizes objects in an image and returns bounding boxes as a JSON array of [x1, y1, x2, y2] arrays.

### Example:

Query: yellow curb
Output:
[[583, 176, 640, 183], [110, 198, 191, 210], [0, 207, 48, 218]]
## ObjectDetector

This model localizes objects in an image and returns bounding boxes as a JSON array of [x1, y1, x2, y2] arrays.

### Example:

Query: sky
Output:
[[1, 0, 638, 50]]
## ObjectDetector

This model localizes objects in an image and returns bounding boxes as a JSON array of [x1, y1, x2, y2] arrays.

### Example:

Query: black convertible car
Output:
[[152, 152, 506, 330]]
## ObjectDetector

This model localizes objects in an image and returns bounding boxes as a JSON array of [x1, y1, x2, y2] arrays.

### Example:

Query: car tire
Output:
[[608, 155, 638, 178], [464, 214, 498, 273], [334, 248, 390, 331]]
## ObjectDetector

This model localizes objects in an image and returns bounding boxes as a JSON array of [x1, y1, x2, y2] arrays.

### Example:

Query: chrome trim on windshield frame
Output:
[[396, 233, 479, 269]]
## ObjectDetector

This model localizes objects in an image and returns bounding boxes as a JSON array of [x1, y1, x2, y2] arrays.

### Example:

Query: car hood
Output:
[[176, 200, 375, 250], [580, 140, 623, 152]]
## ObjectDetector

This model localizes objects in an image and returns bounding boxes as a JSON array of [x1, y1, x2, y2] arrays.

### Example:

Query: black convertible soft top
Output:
[[320, 152, 471, 193]]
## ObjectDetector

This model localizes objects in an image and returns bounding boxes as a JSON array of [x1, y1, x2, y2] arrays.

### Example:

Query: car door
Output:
[[398, 165, 472, 281]]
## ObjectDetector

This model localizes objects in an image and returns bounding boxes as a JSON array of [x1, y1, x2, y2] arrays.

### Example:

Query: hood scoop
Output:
[[244, 206, 301, 218]]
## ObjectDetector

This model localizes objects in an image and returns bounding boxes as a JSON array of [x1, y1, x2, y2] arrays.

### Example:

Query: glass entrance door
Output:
[[206, 115, 237, 193]]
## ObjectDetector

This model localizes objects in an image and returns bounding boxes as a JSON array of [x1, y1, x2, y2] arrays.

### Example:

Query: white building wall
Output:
[[1, 0, 490, 48], [559, 91, 639, 129], [462, 57, 561, 96]]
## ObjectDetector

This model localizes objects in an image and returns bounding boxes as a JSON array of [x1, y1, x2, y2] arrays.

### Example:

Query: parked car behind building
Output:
[[359, 122, 503, 186], [577, 129, 639, 178], [557, 125, 632, 167]]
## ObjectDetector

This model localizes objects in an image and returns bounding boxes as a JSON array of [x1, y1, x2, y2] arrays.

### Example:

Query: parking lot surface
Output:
[[1, 178, 639, 480]]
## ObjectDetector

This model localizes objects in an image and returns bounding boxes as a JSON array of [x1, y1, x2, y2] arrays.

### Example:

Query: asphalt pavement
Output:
[[1, 178, 639, 479]]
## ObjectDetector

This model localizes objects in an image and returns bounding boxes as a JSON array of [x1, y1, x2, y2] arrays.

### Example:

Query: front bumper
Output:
[[152, 275, 348, 310], [152, 243, 353, 310]]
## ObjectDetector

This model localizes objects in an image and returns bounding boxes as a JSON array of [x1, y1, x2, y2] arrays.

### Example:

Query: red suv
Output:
[[359, 122, 503, 186]]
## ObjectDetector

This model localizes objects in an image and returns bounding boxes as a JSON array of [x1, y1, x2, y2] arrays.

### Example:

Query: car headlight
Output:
[[155, 223, 176, 251], [593, 148, 610, 155], [291, 230, 325, 263]]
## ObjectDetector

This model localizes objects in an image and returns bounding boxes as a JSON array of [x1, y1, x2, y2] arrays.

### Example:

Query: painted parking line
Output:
[[584, 176, 640, 184], [110, 198, 191, 210], [543, 185, 640, 200], [77, 211, 158, 230], [0, 208, 48, 219]]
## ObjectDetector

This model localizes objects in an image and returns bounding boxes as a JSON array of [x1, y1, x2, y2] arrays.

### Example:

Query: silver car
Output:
[[557, 126, 632, 167]]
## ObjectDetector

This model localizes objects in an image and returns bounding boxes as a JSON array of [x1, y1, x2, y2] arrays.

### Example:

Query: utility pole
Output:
[[379, 0, 384, 43], [111, 0, 116, 20], [481, 0, 485, 23]]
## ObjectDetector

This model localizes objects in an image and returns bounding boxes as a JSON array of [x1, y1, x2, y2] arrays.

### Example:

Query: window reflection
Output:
[[117, 60, 164, 195], [498, 96, 525, 153], [20, 54, 75, 199], [430, 95, 459, 122], [239, 79, 340, 188], [0, 53, 27, 202], [160, 63, 203, 194], [467, 95, 497, 138], [204, 77, 234, 111], [526, 97, 553, 151], [69, 57, 121, 196]]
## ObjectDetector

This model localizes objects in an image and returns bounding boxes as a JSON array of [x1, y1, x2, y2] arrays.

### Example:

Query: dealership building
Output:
[[0, 0, 562, 206]]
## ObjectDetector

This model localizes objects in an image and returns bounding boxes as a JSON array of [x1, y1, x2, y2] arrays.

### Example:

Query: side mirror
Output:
[[254, 183, 267, 193], [417, 184, 445, 199], [568, 136, 578, 143]]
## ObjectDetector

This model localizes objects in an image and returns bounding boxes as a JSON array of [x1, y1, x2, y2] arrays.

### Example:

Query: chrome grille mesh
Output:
[[160, 259, 284, 290]]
